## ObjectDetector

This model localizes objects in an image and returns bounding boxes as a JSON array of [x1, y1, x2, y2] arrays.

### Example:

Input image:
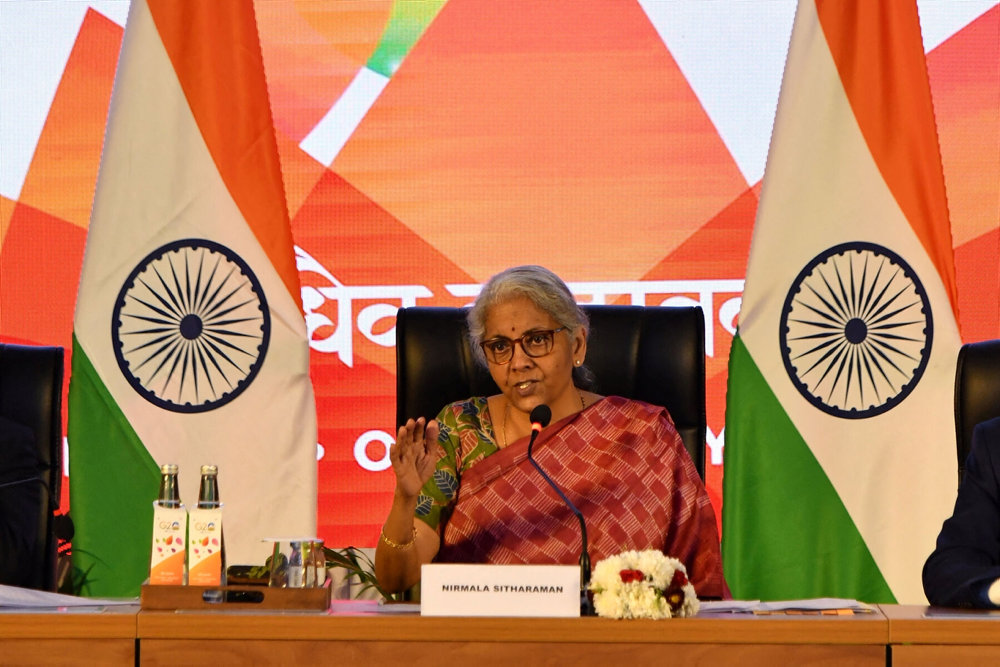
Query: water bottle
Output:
[[150, 463, 185, 585], [157, 464, 181, 508], [192, 464, 226, 586], [197, 465, 220, 509]]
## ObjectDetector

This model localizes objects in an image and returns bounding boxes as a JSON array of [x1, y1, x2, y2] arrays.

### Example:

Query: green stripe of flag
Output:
[[68, 335, 160, 597], [722, 335, 895, 602]]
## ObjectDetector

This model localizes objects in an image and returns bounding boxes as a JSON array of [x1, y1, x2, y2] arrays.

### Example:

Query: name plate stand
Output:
[[421, 564, 580, 617]]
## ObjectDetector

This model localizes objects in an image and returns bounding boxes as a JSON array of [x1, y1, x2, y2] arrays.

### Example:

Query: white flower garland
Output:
[[589, 549, 699, 619]]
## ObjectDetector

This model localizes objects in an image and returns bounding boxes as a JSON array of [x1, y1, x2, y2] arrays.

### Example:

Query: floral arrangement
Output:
[[589, 549, 699, 619]]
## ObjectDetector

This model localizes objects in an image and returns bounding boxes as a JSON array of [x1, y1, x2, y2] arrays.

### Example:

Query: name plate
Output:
[[421, 564, 580, 617]]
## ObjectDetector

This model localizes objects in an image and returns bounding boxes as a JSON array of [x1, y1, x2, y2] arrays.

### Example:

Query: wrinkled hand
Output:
[[390, 417, 441, 500]]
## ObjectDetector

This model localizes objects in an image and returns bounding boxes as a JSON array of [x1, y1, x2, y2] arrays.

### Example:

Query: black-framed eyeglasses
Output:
[[479, 327, 567, 365]]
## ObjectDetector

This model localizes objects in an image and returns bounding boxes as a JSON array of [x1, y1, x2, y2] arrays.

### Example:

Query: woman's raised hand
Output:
[[390, 417, 441, 499]]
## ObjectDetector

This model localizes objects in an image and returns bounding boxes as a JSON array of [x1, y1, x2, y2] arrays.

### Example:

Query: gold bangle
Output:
[[380, 527, 417, 550]]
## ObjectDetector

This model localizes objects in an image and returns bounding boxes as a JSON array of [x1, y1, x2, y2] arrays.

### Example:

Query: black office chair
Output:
[[954, 339, 1000, 483], [0, 343, 64, 590], [395, 305, 706, 478]]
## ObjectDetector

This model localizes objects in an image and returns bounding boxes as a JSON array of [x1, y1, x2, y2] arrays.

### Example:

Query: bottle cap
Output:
[[160, 463, 179, 474], [200, 464, 218, 475]]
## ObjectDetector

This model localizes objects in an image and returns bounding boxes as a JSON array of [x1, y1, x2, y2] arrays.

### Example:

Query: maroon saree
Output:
[[435, 396, 728, 599]]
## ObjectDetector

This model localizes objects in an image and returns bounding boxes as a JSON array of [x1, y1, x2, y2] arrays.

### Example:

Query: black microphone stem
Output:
[[527, 423, 595, 617]]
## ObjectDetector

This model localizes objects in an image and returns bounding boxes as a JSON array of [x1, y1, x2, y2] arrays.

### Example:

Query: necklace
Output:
[[500, 389, 587, 448]]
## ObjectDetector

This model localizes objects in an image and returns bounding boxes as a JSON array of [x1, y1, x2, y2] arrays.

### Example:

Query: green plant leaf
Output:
[[322, 546, 400, 601]]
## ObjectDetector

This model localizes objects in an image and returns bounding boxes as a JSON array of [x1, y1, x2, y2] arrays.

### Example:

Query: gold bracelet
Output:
[[380, 526, 417, 550]]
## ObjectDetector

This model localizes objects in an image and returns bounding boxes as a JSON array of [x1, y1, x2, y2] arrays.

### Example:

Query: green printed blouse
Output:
[[415, 397, 500, 531]]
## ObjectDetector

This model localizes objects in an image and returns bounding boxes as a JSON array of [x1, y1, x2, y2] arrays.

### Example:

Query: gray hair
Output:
[[466, 265, 594, 388]]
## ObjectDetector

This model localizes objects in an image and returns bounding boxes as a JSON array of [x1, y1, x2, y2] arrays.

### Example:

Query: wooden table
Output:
[[11, 601, 1000, 665], [32, 602, 998, 665], [881, 604, 1000, 665], [0, 604, 137, 666], [136, 603, 888, 665]]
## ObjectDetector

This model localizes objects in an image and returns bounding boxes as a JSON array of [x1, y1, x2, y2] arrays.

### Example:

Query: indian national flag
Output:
[[69, 0, 317, 597], [722, 0, 960, 604]]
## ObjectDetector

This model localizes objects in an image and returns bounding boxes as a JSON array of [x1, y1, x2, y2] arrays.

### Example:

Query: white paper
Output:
[[698, 599, 761, 613], [697, 598, 873, 614], [327, 599, 420, 614], [377, 600, 421, 613], [758, 597, 873, 612], [0, 584, 136, 608]]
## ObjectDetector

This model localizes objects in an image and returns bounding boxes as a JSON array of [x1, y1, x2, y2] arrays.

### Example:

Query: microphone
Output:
[[528, 404, 551, 438], [526, 404, 595, 616]]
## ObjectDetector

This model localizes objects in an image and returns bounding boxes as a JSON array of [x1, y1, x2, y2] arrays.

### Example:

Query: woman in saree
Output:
[[375, 265, 727, 598]]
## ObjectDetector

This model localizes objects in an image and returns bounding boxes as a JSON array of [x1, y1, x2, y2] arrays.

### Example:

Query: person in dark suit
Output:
[[923, 415, 1000, 608], [0, 414, 43, 587]]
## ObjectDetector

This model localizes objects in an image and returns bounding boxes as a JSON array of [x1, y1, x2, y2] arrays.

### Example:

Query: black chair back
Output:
[[395, 305, 706, 478], [955, 339, 1000, 482], [0, 343, 64, 590]]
